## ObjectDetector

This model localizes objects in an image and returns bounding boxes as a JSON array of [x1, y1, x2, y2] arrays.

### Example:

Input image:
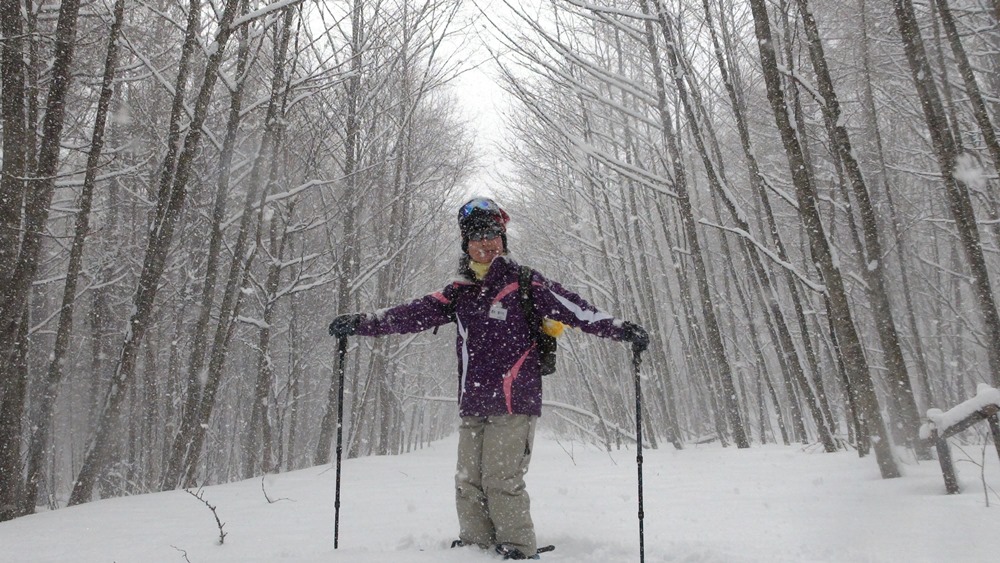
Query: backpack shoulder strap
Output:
[[519, 265, 558, 375], [519, 266, 539, 336], [433, 283, 460, 334]]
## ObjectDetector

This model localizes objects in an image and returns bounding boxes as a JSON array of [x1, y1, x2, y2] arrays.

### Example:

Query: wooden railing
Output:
[[919, 385, 1000, 494]]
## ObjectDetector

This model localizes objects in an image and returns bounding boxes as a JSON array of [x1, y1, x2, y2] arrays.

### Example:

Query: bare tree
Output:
[[892, 0, 1000, 389], [22, 0, 128, 515], [648, 0, 838, 450], [792, 0, 925, 452], [71, 0, 244, 505], [242, 7, 300, 477], [634, 0, 751, 448], [932, 0, 1000, 181], [161, 4, 294, 490], [316, 0, 366, 466], [749, 0, 899, 478], [0, 0, 84, 520]]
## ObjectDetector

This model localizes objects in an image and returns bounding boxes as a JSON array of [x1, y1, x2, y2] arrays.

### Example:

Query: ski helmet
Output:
[[458, 197, 510, 254]]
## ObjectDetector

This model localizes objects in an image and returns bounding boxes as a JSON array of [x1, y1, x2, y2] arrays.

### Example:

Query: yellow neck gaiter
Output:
[[469, 260, 491, 280]]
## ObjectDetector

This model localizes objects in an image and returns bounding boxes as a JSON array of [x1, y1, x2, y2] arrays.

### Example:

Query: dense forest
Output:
[[1, 0, 998, 521]]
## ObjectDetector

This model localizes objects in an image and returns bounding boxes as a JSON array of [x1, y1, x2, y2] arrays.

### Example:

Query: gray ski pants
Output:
[[455, 414, 537, 555]]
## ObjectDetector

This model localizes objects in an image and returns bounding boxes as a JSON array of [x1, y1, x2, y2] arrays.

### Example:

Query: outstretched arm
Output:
[[530, 272, 648, 351], [329, 286, 458, 338]]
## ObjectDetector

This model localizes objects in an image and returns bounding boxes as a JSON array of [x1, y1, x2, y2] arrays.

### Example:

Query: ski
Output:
[[496, 544, 556, 559], [452, 541, 556, 559]]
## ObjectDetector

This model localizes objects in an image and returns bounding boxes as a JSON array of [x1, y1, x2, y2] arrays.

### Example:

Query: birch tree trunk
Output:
[[794, 0, 924, 451], [892, 0, 1000, 388], [316, 0, 365, 466], [0, 0, 83, 520], [638, 0, 749, 448], [22, 0, 127, 515], [749, 0, 899, 478], [70, 0, 244, 505]]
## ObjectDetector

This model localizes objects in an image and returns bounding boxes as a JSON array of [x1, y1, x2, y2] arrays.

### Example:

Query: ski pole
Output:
[[334, 335, 348, 549], [633, 346, 645, 563]]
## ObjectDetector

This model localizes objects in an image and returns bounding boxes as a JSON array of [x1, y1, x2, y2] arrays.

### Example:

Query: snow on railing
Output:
[[919, 384, 1000, 440], [917, 384, 1000, 494]]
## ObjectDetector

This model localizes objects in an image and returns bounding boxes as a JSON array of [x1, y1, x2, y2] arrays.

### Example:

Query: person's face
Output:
[[467, 234, 503, 264]]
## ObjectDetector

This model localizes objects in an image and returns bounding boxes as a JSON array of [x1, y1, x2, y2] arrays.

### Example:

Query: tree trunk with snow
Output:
[[655, 0, 837, 451], [794, 0, 924, 452], [933, 0, 1000, 181], [892, 0, 1000, 389], [70, 0, 243, 505], [170, 0, 255, 488], [0, 0, 29, 522], [0, 0, 84, 520], [749, 0, 899, 478], [316, 0, 365, 466], [639, 0, 749, 449], [164, 5, 294, 490], [22, 0, 127, 515]]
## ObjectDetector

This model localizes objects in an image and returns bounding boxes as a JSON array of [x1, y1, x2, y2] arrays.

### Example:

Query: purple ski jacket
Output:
[[354, 256, 632, 417]]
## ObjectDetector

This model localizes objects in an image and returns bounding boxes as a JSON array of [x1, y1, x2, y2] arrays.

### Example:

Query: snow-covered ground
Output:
[[1, 430, 997, 562]]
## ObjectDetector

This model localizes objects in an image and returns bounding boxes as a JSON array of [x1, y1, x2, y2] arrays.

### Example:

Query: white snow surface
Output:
[[1, 432, 997, 562]]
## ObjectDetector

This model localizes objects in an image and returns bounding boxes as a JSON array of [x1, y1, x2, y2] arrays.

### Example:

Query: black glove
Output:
[[328, 314, 361, 337], [622, 321, 649, 353]]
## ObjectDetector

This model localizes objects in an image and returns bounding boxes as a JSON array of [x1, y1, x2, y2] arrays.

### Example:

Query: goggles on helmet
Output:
[[458, 197, 509, 227], [466, 226, 504, 241], [458, 197, 501, 219]]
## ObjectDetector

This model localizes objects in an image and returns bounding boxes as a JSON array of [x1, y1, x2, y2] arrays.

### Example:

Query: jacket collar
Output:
[[458, 254, 517, 284], [481, 256, 518, 285]]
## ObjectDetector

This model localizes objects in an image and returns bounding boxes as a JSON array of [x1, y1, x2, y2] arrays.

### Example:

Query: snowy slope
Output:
[[0, 432, 997, 562]]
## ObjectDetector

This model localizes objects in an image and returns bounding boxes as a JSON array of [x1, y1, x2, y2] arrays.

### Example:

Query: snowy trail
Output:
[[1, 431, 997, 562]]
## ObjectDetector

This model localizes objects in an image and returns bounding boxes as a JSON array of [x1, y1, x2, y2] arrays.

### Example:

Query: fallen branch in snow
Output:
[[261, 475, 293, 504], [170, 545, 192, 563], [185, 488, 227, 545]]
